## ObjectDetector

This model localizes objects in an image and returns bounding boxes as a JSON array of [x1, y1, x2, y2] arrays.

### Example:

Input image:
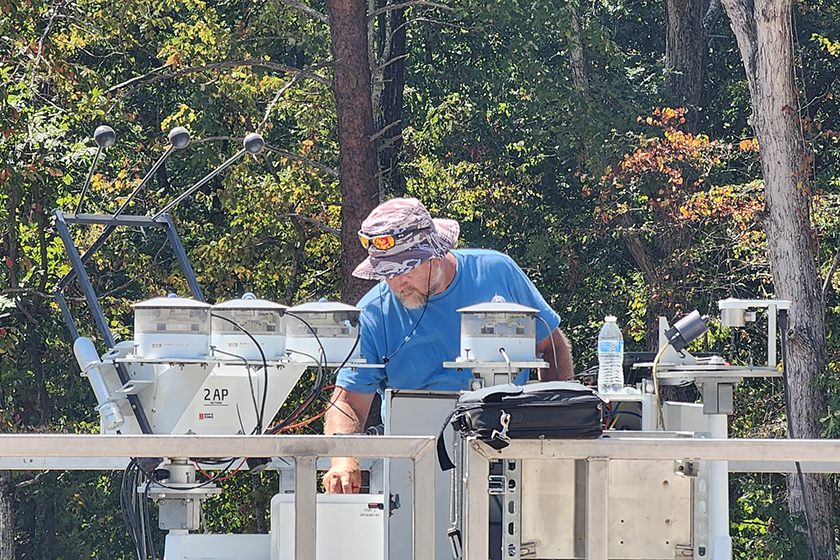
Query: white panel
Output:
[[270, 494, 384, 560], [163, 534, 269, 560], [384, 390, 460, 560]]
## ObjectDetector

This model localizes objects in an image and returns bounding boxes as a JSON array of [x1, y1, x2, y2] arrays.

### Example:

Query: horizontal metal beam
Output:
[[3, 435, 839, 472], [470, 437, 840, 466], [0, 434, 435, 461], [63, 213, 167, 227]]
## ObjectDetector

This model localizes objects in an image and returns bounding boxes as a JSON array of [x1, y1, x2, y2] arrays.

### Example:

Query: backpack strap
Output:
[[436, 408, 458, 471]]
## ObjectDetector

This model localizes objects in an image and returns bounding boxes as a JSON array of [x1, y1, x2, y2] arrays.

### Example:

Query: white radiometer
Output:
[[76, 294, 362, 435], [285, 300, 362, 366], [211, 294, 289, 361], [132, 296, 212, 359], [457, 298, 539, 362]]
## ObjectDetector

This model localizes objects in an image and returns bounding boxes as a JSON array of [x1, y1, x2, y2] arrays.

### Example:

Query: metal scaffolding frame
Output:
[[3, 434, 840, 559], [460, 436, 840, 560], [0, 434, 436, 560]]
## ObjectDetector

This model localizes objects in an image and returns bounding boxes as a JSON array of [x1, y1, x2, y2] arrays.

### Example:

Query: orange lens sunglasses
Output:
[[358, 227, 428, 251]]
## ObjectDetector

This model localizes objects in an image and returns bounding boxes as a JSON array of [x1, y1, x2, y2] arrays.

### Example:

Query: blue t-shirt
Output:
[[336, 249, 561, 394]]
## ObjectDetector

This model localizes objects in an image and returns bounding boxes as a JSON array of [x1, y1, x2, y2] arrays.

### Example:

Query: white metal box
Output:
[[270, 494, 384, 560]]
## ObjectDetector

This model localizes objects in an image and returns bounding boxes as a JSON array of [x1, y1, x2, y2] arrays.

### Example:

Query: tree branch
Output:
[[106, 60, 331, 109], [277, 213, 341, 236], [822, 246, 840, 295], [262, 145, 339, 178], [29, 0, 72, 93], [276, 0, 329, 24], [257, 59, 336, 133], [370, 119, 401, 142], [15, 471, 48, 490], [368, 0, 451, 20]]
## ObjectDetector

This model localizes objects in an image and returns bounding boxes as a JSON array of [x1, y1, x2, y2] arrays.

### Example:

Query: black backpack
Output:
[[438, 381, 606, 470]]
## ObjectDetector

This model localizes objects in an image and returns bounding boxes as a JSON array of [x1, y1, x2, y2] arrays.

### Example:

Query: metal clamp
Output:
[[491, 410, 511, 443]]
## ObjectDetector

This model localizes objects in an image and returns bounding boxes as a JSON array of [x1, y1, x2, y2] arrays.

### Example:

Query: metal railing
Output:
[[0, 434, 436, 560], [460, 436, 840, 560]]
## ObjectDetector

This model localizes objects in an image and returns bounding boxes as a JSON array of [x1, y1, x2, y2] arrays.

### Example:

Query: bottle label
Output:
[[598, 340, 624, 353]]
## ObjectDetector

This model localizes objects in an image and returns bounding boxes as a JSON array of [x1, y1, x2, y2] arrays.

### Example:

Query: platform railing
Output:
[[0, 434, 436, 560], [461, 436, 840, 560]]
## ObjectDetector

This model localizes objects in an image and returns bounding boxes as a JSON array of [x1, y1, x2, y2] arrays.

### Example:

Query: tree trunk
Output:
[[664, 0, 709, 132], [568, 3, 590, 96], [374, 0, 407, 197], [326, 0, 380, 304], [0, 472, 14, 560], [719, 0, 836, 556]]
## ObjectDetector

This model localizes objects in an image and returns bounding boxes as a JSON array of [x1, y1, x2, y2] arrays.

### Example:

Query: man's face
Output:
[[386, 258, 444, 309]]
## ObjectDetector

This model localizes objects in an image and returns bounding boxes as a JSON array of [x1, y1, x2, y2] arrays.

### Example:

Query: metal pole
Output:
[[413, 441, 436, 560], [464, 439, 489, 560], [294, 455, 317, 560], [53, 210, 115, 348], [55, 224, 117, 291], [161, 214, 205, 301], [52, 210, 154, 434], [113, 145, 176, 218], [152, 148, 247, 220], [708, 414, 732, 560], [53, 289, 80, 340], [75, 145, 103, 215], [585, 458, 610, 560]]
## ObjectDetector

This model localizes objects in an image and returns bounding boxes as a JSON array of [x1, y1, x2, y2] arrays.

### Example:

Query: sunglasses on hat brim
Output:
[[358, 227, 429, 251]]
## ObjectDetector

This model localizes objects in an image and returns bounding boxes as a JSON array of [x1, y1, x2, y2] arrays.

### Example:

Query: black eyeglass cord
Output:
[[380, 261, 433, 363]]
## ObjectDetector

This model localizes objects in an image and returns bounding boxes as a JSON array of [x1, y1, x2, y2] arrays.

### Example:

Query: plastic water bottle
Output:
[[597, 315, 624, 393]]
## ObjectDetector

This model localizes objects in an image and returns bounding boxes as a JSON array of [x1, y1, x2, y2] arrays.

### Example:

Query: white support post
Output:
[[413, 443, 436, 560], [585, 458, 610, 560], [708, 415, 732, 560], [294, 455, 317, 560], [465, 440, 489, 560]]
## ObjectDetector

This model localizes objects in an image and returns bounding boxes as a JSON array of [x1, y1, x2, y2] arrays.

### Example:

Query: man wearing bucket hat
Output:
[[323, 197, 574, 494]]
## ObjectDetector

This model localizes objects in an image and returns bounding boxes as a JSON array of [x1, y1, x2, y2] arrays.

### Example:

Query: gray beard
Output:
[[394, 260, 444, 309]]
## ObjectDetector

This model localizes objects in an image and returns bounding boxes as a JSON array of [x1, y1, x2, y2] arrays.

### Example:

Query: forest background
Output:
[[2, 0, 840, 558]]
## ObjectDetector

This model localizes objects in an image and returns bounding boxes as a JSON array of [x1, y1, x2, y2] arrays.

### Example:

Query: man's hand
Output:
[[323, 387, 375, 494], [323, 457, 362, 494]]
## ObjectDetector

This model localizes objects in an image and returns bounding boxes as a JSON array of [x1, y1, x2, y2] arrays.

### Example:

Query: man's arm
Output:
[[536, 327, 574, 381], [322, 386, 375, 494]]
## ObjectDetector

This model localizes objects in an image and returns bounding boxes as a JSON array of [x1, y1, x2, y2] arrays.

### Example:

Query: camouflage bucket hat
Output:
[[352, 197, 460, 280]]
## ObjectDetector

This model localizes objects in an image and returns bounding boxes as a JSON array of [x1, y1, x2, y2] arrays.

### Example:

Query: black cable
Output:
[[285, 311, 329, 368], [266, 324, 362, 434], [143, 480, 156, 560], [381, 261, 433, 363], [210, 346, 261, 434], [121, 459, 148, 560], [211, 313, 269, 433], [778, 309, 820, 560]]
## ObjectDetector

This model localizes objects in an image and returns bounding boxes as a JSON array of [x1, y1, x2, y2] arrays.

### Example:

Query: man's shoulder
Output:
[[454, 248, 519, 270], [357, 282, 388, 310]]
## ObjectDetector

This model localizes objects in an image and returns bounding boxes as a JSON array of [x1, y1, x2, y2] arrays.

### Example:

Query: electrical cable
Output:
[[210, 313, 269, 433], [121, 458, 151, 560], [210, 347, 261, 433], [650, 343, 669, 430], [143, 479, 156, 560], [268, 310, 332, 430], [380, 261, 434, 364], [267, 331, 361, 434], [778, 309, 820, 560], [284, 311, 329, 368]]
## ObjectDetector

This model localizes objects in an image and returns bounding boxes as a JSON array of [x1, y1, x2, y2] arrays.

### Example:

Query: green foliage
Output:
[[730, 473, 811, 560], [3, 0, 840, 556]]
